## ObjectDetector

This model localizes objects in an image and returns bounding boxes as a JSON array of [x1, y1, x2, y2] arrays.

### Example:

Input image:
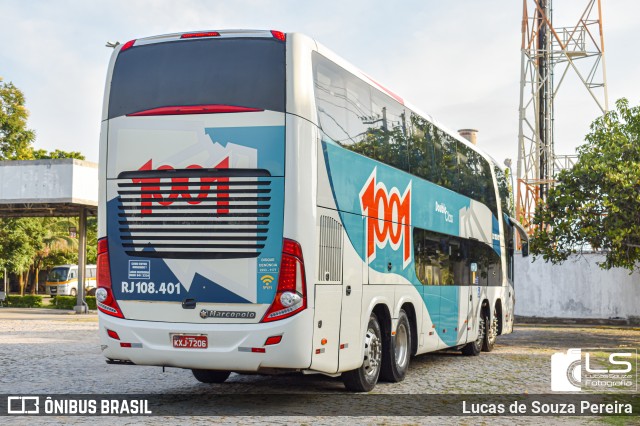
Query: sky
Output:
[[1, 0, 639, 168]]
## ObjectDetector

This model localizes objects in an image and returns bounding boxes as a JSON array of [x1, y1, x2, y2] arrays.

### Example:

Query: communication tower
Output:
[[516, 0, 608, 233]]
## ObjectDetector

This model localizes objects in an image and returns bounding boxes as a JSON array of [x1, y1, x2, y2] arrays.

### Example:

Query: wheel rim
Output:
[[363, 326, 381, 380], [394, 323, 409, 369], [475, 315, 485, 349], [488, 310, 498, 345]]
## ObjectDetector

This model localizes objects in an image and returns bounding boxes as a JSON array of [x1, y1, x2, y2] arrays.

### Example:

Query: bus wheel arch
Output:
[[342, 310, 384, 392], [482, 300, 498, 352], [400, 302, 418, 357], [380, 305, 412, 383], [494, 299, 503, 336]]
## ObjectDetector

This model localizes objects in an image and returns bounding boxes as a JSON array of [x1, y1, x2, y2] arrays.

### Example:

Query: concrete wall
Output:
[[0, 159, 97, 205], [514, 253, 640, 321]]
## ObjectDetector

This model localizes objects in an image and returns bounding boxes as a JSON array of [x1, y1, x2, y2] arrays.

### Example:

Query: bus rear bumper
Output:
[[99, 310, 313, 372]]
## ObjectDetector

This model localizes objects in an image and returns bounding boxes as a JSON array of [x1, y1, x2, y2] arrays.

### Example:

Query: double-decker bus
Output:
[[97, 30, 529, 391]]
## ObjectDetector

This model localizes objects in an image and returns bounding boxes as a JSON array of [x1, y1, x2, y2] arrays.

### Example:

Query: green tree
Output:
[[0, 77, 35, 161], [531, 98, 640, 272], [0, 218, 44, 295], [33, 148, 85, 160]]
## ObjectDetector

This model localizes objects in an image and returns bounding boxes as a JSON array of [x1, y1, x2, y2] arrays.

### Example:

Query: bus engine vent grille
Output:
[[115, 168, 272, 259], [318, 215, 343, 282]]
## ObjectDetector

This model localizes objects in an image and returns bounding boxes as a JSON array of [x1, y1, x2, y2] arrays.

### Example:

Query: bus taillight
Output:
[[261, 239, 307, 322], [96, 238, 124, 319], [120, 39, 136, 52], [180, 31, 221, 39], [126, 104, 263, 117], [270, 30, 286, 41]]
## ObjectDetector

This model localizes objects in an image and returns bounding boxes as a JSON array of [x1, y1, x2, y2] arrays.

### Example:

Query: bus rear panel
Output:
[[98, 31, 313, 371]]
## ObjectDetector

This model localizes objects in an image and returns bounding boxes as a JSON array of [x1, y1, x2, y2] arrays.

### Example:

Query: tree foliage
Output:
[[33, 148, 85, 160], [0, 77, 35, 160], [532, 98, 640, 272]]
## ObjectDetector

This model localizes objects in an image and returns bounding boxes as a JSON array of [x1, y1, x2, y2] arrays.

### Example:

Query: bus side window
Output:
[[69, 270, 76, 279], [414, 228, 470, 286], [450, 239, 470, 286], [503, 219, 515, 283], [469, 241, 488, 286]]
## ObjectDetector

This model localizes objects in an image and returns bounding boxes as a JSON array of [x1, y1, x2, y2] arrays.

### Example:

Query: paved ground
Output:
[[0, 308, 638, 424]]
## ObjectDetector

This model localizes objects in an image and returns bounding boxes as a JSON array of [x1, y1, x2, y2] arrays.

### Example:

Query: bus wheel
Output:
[[70, 288, 77, 297], [192, 369, 231, 384], [461, 314, 484, 356], [342, 313, 382, 392], [380, 309, 411, 382], [482, 307, 498, 352]]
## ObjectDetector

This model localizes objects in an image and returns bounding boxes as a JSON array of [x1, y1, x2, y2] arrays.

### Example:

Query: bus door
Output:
[[311, 211, 362, 373], [337, 211, 363, 372]]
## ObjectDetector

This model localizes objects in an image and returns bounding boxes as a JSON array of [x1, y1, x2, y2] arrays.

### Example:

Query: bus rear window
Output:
[[108, 38, 285, 119]]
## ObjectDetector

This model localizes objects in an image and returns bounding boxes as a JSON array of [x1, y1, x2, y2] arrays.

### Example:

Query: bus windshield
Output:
[[47, 267, 70, 283], [108, 37, 286, 119]]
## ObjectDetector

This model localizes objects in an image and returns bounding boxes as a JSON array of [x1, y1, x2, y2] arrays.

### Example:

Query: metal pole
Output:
[[75, 207, 88, 314], [597, 0, 609, 112]]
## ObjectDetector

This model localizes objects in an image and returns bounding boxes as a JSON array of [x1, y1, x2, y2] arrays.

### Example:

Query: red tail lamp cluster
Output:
[[96, 238, 124, 318], [261, 239, 307, 322]]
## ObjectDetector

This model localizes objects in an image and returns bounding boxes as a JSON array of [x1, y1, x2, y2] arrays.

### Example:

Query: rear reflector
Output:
[[251, 347, 266, 353], [127, 104, 263, 117], [264, 335, 282, 346], [106, 329, 120, 340], [181, 31, 220, 39], [270, 30, 286, 41]]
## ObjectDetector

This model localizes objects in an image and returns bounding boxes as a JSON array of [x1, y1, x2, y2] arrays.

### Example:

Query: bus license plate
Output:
[[172, 335, 208, 349]]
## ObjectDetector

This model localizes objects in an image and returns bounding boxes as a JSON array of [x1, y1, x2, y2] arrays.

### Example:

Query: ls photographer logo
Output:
[[551, 348, 637, 392]]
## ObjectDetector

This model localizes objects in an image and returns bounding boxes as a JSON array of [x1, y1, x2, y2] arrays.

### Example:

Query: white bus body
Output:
[[46, 264, 97, 297], [97, 30, 527, 391]]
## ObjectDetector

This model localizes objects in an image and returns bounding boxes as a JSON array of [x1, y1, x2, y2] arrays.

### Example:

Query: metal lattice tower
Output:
[[516, 0, 608, 233]]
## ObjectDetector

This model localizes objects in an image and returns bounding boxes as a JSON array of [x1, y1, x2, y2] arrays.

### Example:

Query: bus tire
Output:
[[70, 288, 77, 297], [482, 307, 498, 352], [380, 309, 411, 382], [461, 314, 484, 356], [192, 369, 231, 384], [342, 313, 382, 392]]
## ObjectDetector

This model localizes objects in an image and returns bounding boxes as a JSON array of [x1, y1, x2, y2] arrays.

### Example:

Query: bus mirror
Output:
[[521, 241, 529, 257]]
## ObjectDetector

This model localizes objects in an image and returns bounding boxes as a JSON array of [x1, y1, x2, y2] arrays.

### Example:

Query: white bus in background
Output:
[[46, 264, 97, 297], [97, 30, 529, 391]]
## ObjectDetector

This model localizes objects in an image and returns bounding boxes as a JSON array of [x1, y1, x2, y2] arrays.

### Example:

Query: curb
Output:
[[515, 315, 640, 327]]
